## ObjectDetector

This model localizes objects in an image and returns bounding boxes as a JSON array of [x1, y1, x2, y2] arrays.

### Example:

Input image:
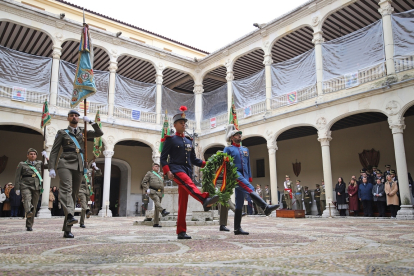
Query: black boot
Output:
[[220, 225, 230, 231], [86, 210, 92, 218], [250, 192, 279, 216], [177, 232, 191, 239], [66, 214, 78, 226], [63, 231, 74, 238], [161, 209, 170, 217], [203, 195, 220, 211], [234, 209, 249, 235]]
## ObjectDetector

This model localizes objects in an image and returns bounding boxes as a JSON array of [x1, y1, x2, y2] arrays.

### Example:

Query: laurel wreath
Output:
[[201, 151, 238, 207]]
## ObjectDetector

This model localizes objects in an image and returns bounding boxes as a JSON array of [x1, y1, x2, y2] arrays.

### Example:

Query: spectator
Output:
[[372, 178, 386, 217], [254, 184, 263, 215], [49, 187, 55, 215], [0, 185, 5, 217], [335, 177, 347, 216], [2, 183, 12, 217], [52, 186, 59, 216], [358, 177, 373, 217], [385, 175, 399, 219], [348, 178, 358, 216], [9, 185, 22, 217]]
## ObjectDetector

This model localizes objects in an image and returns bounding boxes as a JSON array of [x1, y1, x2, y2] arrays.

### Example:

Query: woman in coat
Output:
[[358, 177, 373, 217], [347, 178, 358, 216], [9, 186, 22, 217], [2, 183, 12, 217], [385, 175, 399, 218], [49, 188, 55, 215], [372, 178, 386, 217], [335, 177, 347, 216]]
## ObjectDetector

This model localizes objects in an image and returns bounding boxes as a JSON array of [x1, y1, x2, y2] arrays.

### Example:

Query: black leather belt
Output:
[[149, 187, 162, 192], [63, 148, 84, 154]]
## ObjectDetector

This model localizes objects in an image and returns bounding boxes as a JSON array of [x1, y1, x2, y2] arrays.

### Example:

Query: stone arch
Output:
[[399, 99, 414, 119], [231, 47, 265, 80], [275, 124, 317, 141], [326, 109, 389, 131], [114, 138, 154, 152], [201, 65, 227, 93], [163, 66, 196, 93], [116, 53, 157, 83], [0, 122, 43, 136], [202, 143, 226, 157]]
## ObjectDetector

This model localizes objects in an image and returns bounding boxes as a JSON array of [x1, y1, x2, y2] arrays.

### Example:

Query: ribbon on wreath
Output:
[[213, 156, 230, 192]]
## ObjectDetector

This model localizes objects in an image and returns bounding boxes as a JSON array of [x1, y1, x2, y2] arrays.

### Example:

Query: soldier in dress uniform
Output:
[[294, 180, 304, 210], [264, 185, 271, 204], [14, 148, 48, 231], [78, 164, 101, 228], [223, 124, 279, 235], [320, 180, 326, 213], [283, 175, 293, 210], [141, 163, 170, 227], [160, 106, 219, 240], [142, 191, 149, 216], [384, 165, 392, 179], [376, 170, 385, 184], [48, 110, 103, 238], [303, 186, 312, 215], [314, 184, 322, 215]]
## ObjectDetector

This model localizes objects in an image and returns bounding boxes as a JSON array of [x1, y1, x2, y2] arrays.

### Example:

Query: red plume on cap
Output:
[[179, 106, 187, 112]]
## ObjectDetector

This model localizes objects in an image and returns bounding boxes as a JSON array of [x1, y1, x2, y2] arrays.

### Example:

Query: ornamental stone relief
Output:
[[385, 100, 400, 116], [316, 117, 327, 129]]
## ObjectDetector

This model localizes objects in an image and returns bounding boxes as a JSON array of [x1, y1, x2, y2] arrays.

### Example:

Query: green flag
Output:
[[228, 96, 239, 130], [41, 100, 51, 128], [159, 110, 170, 153], [93, 110, 102, 158]]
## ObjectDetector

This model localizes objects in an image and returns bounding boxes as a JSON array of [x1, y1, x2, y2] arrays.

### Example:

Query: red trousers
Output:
[[173, 172, 209, 234]]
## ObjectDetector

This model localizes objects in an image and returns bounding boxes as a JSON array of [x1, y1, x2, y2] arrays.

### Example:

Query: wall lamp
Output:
[[60, 13, 65, 19], [116, 31, 122, 37]]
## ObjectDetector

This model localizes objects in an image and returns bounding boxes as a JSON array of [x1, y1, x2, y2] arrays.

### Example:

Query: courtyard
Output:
[[1, 216, 414, 275]]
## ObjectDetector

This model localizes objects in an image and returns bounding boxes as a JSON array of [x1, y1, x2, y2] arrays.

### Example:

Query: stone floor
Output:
[[1, 216, 414, 275]]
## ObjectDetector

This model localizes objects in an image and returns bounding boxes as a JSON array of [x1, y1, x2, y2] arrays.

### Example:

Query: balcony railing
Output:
[[0, 86, 49, 105], [271, 84, 317, 109], [236, 100, 266, 119], [57, 96, 109, 115], [323, 63, 386, 94], [395, 55, 414, 73], [201, 112, 227, 130], [114, 106, 156, 123]]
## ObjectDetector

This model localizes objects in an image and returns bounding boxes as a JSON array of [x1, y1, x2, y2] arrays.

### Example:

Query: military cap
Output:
[[285, 175, 290, 178], [304, 186, 308, 189], [68, 109, 80, 116], [173, 106, 188, 123], [372, 166, 377, 169], [152, 163, 160, 166], [385, 164, 391, 168], [27, 148, 37, 154], [225, 124, 242, 142], [296, 180, 301, 183], [376, 170, 382, 174], [390, 170, 396, 174], [316, 184, 320, 187], [321, 179, 324, 182], [360, 168, 366, 173]]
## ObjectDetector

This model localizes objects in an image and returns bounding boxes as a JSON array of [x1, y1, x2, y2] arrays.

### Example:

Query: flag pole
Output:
[[42, 124, 46, 180], [84, 99, 88, 173]]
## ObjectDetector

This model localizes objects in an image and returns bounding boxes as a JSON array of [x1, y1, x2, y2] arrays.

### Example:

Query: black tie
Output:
[[74, 129, 77, 135]]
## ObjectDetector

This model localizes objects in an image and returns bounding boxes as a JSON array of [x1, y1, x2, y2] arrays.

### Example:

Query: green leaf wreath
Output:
[[201, 151, 238, 207]]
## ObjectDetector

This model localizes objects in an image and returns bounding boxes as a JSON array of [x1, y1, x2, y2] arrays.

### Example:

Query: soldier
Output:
[[78, 164, 101, 228], [303, 186, 312, 215], [264, 185, 271, 204], [141, 163, 170, 227], [142, 191, 149, 216], [320, 179, 326, 213], [223, 125, 279, 235], [376, 170, 385, 184], [384, 165, 391, 179], [14, 148, 48, 231], [314, 184, 322, 215], [283, 175, 293, 210], [160, 106, 219, 240], [48, 110, 103, 238], [294, 180, 304, 211]]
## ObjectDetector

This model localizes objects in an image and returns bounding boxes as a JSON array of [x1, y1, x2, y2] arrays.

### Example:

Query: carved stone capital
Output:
[[52, 46, 62, 59], [226, 71, 234, 82], [55, 32, 64, 44], [316, 117, 327, 130], [157, 62, 165, 72], [103, 150, 114, 158], [267, 140, 278, 152], [224, 59, 233, 71], [193, 84, 204, 95], [312, 31, 325, 45], [155, 73, 163, 85], [389, 117, 405, 134], [263, 54, 273, 66], [378, 0, 394, 16], [317, 130, 332, 146], [110, 49, 119, 61], [108, 61, 118, 73]]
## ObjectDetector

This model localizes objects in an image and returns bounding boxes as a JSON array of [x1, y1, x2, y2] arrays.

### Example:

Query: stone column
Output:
[[389, 118, 414, 219], [263, 54, 273, 110], [267, 141, 278, 204], [49, 46, 62, 106], [379, 0, 396, 75], [226, 68, 234, 114], [312, 31, 325, 96], [318, 130, 338, 217], [107, 61, 118, 117], [98, 150, 114, 217], [37, 145, 52, 218], [155, 70, 163, 124], [194, 84, 203, 133]]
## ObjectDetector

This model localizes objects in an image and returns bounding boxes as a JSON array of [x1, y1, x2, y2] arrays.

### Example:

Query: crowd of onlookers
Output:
[[0, 184, 63, 217]]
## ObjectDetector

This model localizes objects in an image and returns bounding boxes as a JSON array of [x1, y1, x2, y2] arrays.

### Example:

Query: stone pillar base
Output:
[[37, 206, 52, 218], [98, 207, 113, 217], [396, 205, 414, 220], [322, 205, 339, 218]]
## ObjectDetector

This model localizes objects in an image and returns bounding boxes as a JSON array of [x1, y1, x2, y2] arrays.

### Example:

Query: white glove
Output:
[[41, 151, 48, 158], [147, 189, 150, 194], [314, 200, 316, 202], [16, 190, 20, 196], [83, 116, 93, 123], [92, 162, 98, 170], [49, 169, 56, 178]]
